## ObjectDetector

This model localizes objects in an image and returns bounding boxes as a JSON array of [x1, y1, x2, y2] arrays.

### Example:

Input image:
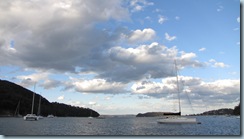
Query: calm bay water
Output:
[[0, 116, 240, 136]]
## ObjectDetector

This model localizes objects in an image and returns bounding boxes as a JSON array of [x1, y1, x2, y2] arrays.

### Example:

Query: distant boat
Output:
[[23, 114, 39, 121], [157, 116, 200, 124], [47, 114, 54, 118], [23, 83, 38, 121], [157, 60, 200, 124]]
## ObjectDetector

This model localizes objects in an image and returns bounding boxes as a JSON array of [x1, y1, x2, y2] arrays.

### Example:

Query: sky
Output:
[[0, 0, 240, 115]]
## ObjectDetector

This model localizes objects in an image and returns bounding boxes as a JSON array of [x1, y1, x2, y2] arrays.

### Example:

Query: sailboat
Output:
[[157, 60, 200, 124], [23, 84, 39, 121]]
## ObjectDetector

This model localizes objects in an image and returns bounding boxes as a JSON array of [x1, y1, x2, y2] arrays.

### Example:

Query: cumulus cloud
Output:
[[128, 28, 156, 43], [132, 76, 240, 106], [209, 59, 229, 68], [130, 0, 154, 12], [214, 62, 228, 68], [40, 79, 62, 89], [132, 76, 202, 97], [0, 0, 130, 72], [104, 42, 204, 82], [165, 33, 176, 41], [158, 15, 167, 24], [131, 80, 174, 98], [0, 0, 205, 86], [17, 72, 49, 88], [71, 78, 126, 94]]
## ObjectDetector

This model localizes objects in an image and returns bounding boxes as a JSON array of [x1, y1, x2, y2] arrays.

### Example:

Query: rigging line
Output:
[[174, 60, 181, 114], [177, 64, 195, 114], [182, 81, 195, 114]]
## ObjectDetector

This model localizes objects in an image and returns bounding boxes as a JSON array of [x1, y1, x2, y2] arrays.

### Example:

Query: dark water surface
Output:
[[0, 116, 240, 136]]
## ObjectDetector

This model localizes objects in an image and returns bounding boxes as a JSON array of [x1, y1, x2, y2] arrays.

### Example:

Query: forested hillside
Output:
[[0, 80, 99, 117]]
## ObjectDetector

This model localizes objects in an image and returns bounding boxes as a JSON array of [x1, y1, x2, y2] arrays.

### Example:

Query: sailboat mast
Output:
[[14, 100, 21, 116], [31, 83, 36, 114], [174, 60, 181, 115], [37, 95, 41, 116]]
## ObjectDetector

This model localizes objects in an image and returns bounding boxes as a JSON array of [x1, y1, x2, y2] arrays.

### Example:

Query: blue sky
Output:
[[0, 0, 240, 115]]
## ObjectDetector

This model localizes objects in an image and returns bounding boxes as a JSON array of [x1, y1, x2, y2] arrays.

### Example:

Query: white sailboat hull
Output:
[[23, 114, 39, 121], [157, 116, 201, 124], [47, 115, 54, 118]]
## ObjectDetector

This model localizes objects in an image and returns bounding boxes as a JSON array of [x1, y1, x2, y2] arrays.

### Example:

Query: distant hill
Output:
[[233, 103, 240, 115], [192, 105, 240, 116], [136, 105, 240, 117], [0, 79, 99, 117], [136, 112, 180, 117], [196, 108, 234, 116]]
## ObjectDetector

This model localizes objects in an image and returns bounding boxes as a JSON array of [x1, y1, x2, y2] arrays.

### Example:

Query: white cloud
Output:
[[89, 101, 97, 105], [180, 52, 196, 60], [158, 15, 167, 24], [128, 28, 156, 43], [130, 0, 154, 12], [132, 76, 240, 109], [40, 79, 62, 90], [131, 80, 174, 96], [209, 59, 229, 68], [132, 76, 202, 97], [175, 16, 180, 20], [209, 59, 216, 63], [237, 17, 240, 23], [106, 42, 204, 82], [214, 62, 228, 68], [145, 16, 151, 20], [198, 47, 206, 52], [68, 100, 81, 107], [217, 5, 224, 12], [104, 96, 111, 100], [165, 33, 176, 41], [0, 0, 205, 87], [57, 95, 64, 100], [154, 8, 161, 13], [17, 72, 49, 88], [72, 78, 126, 94]]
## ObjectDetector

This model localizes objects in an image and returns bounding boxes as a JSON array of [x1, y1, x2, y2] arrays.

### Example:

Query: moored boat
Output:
[[157, 60, 200, 124], [23, 114, 39, 121], [23, 83, 39, 121]]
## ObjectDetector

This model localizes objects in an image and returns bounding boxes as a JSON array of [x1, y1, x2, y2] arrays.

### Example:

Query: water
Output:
[[0, 116, 240, 136]]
